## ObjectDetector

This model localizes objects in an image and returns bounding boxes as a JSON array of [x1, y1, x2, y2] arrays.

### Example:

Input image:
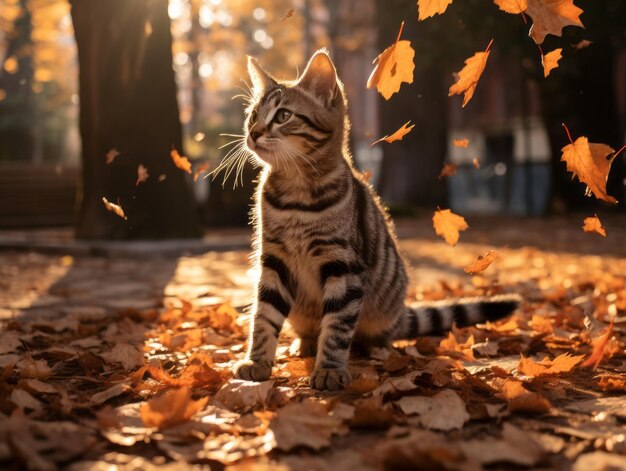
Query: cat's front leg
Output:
[[234, 259, 293, 381], [310, 261, 364, 390]]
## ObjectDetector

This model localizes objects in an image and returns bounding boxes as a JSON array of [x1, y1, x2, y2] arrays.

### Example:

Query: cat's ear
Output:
[[247, 56, 276, 95], [297, 49, 339, 105]]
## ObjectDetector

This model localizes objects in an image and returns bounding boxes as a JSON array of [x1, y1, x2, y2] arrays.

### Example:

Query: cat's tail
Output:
[[394, 294, 521, 339]]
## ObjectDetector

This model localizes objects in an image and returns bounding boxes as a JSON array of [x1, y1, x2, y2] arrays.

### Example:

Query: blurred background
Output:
[[0, 0, 625, 239]]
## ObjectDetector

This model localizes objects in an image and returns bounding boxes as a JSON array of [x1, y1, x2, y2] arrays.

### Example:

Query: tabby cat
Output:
[[232, 50, 519, 390]]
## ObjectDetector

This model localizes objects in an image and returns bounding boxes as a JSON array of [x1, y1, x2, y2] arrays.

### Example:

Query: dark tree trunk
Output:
[[70, 0, 202, 239]]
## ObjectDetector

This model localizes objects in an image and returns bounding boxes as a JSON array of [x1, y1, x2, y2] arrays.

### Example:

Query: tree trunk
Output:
[[70, 0, 202, 239]]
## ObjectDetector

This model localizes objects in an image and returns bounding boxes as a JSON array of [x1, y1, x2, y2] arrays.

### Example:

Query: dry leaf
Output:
[[464, 250, 499, 275], [11, 388, 43, 412], [371, 121, 415, 146], [472, 157, 481, 169], [453, 138, 469, 148], [102, 197, 127, 220], [433, 209, 469, 246], [193, 162, 210, 182], [542, 48, 562, 77], [417, 0, 454, 20], [367, 22, 415, 100], [582, 319, 614, 369], [449, 39, 493, 107], [598, 375, 626, 392], [501, 379, 551, 414], [518, 353, 584, 377], [396, 389, 469, 431], [100, 344, 145, 371], [526, 0, 585, 45], [280, 8, 295, 20], [438, 162, 457, 179], [582, 214, 606, 237], [90, 383, 131, 405], [105, 148, 120, 164], [493, 0, 528, 14], [136, 164, 149, 186], [17, 358, 52, 380], [140, 387, 208, 429], [214, 380, 274, 411], [560, 134, 617, 203], [170, 148, 192, 174]]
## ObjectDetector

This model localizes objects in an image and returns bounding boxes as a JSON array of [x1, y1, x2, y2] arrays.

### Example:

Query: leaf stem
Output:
[[562, 123, 574, 145], [395, 21, 405, 45], [613, 144, 626, 160], [485, 38, 494, 52]]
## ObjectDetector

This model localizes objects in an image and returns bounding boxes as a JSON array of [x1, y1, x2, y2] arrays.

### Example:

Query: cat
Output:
[[231, 49, 520, 390]]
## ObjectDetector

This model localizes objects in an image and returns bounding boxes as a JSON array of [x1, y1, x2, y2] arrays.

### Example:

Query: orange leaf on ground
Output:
[[438, 162, 457, 179], [493, 0, 528, 14], [102, 197, 127, 220], [464, 250, 499, 275], [501, 380, 551, 414], [193, 162, 210, 182], [105, 148, 120, 164], [433, 209, 468, 246], [371, 121, 415, 146], [582, 214, 606, 237], [417, 0, 454, 20], [560, 133, 617, 203], [140, 387, 208, 429], [280, 8, 295, 20], [136, 164, 149, 186], [170, 148, 192, 174], [453, 138, 469, 148], [367, 22, 415, 100], [526, 0, 584, 45], [542, 48, 562, 77], [518, 353, 584, 377], [449, 39, 493, 107], [582, 319, 614, 369]]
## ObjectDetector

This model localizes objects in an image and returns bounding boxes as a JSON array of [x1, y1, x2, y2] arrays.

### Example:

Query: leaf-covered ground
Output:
[[1, 216, 625, 470]]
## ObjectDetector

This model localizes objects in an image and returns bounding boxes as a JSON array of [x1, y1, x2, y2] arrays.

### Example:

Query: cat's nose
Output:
[[250, 131, 262, 142]]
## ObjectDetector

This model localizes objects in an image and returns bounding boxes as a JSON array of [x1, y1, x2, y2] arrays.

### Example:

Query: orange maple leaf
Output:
[[501, 380, 551, 414], [560, 126, 617, 204], [136, 164, 149, 186], [526, 0, 584, 45], [542, 48, 562, 77], [582, 214, 606, 237], [453, 138, 469, 148], [101, 197, 127, 220], [171, 148, 192, 174], [449, 39, 493, 107], [517, 353, 584, 377], [417, 0, 454, 20], [367, 22, 415, 100], [464, 250, 499, 275], [433, 209, 468, 246], [493, 0, 528, 14], [371, 121, 415, 146], [140, 387, 208, 429], [438, 162, 458, 179], [582, 319, 614, 369]]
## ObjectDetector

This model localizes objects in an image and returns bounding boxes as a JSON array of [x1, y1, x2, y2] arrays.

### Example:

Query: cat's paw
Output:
[[309, 367, 351, 391], [234, 359, 272, 382]]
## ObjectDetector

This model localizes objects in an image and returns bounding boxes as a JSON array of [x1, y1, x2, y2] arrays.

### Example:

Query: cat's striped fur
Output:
[[233, 50, 520, 390]]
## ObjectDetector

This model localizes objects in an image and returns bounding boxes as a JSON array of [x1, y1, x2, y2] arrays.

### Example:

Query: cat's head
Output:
[[244, 49, 346, 173]]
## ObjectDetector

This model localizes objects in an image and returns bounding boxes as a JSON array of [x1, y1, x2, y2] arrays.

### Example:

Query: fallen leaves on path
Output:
[[140, 387, 209, 429], [518, 353, 584, 377], [582, 318, 614, 369]]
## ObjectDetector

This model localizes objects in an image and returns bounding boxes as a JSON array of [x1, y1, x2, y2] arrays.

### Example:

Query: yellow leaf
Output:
[[493, 0, 528, 14], [449, 39, 493, 107], [501, 380, 551, 414], [518, 353, 584, 377], [542, 48, 562, 77], [526, 0, 584, 45], [433, 209, 468, 246], [582, 214, 606, 237], [371, 121, 415, 146], [417, 0, 454, 20], [170, 148, 192, 174], [464, 250, 499, 275], [438, 162, 457, 179], [367, 22, 415, 100], [102, 197, 127, 220]]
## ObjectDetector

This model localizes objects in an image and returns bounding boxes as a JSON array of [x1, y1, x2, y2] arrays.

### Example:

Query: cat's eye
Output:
[[274, 108, 292, 124]]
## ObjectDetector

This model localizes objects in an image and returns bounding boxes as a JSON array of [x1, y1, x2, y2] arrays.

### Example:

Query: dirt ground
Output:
[[1, 215, 625, 470]]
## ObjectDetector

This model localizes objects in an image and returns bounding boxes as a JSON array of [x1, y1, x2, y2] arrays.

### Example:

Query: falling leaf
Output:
[[396, 389, 469, 431], [105, 148, 120, 164], [193, 162, 210, 182], [560, 131, 617, 203], [433, 209, 469, 246], [270, 399, 344, 451], [582, 319, 614, 369], [582, 214, 606, 237], [493, 0, 528, 14], [371, 121, 415, 146], [518, 353, 584, 377], [449, 39, 493, 107], [140, 387, 208, 429], [367, 22, 415, 100], [453, 138, 469, 148], [526, 0, 584, 45], [438, 162, 458, 179], [542, 48, 562, 77], [464, 250, 499, 274], [100, 344, 145, 371], [102, 197, 127, 220], [280, 8, 295, 20], [170, 148, 192, 174], [417, 0, 454, 20], [472, 157, 481, 169], [501, 379, 551, 414], [572, 39, 592, 49], [135, 164, 149, 186]]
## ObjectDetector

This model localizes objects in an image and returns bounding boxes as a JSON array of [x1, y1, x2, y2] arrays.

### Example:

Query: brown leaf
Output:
[[464, 250, 499, 274], [280, 8, 295, 20], [542, 48, 562, 77], [193, 161, 210, 182], [367, 22, 415, 100], [417, 0, 454, 20], [349, 397, 394, 430], [170, 148, 192, 174], [582, 319, 614, 369], [433, 208, 468, 246], [383, 354, 411, 372], [438, 162, 457, 179], [105, 148, 120, 164], [10, 388, 43, 412], [453, 138, 469, 148], [0, 330, 22, 354], [102, 197, 127, 220], [214, 379, 275, 410], [100, 344, 145, 371], [371, 121, 415, 146], [597, 374, 626, 392], [518, 353, 584, 377], [572, 39, 592, 49], [17, 358, 52, 380], [526, 0, 584, 45], [501, 379, 551, 414], [449, 39, 493, 107], [140, 387, 208, 429], [90, 383, 131, 405], [396, 389, 469, 431], [135, 164, 149, 186], [19, 379, 58, 395], [582, 214, 606, 237], [493, 0, 528, 14]]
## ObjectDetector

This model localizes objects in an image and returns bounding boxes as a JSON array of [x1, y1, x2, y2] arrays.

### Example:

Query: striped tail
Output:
[[395, 294, 521, 339]]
